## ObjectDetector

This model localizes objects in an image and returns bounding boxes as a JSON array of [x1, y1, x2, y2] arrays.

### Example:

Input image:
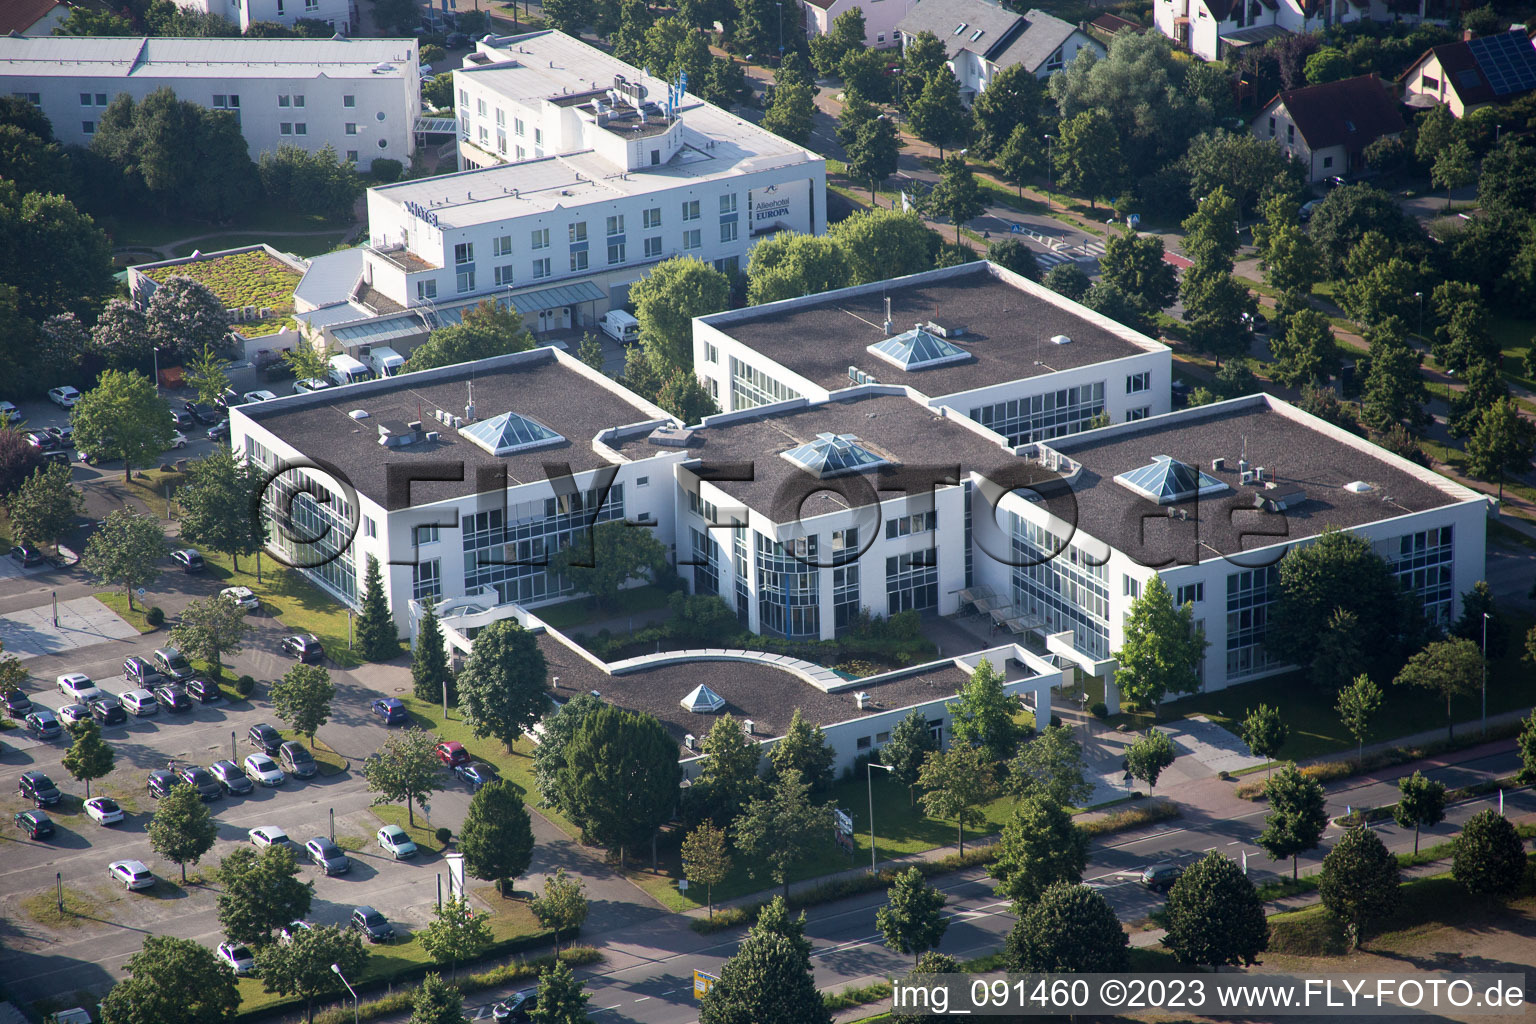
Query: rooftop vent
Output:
[[854, 691, 872, 709], [349, 409, 369, 420], [1344, 480, 1374, 493], [459, 411, 564, 456], [1049, 334, 1072, 345], [377, 421, 420, 448], [647, 425, 698, 447], [743, 719, 755, 735], [1211, 457, 1225, 472], [924, 319, 966, 339], [866, 325, 972, 372], [1114, 454, 1231, 505], [684, 733, 695, 750], [781, 432, 889, 478], [1269, 488, 1306, 510], [680, 684, 726, 714]]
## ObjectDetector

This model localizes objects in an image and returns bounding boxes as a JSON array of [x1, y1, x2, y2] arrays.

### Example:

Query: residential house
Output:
[[1083, 12, 1148, 47], [0, 0, 72, 35], [1399, 29, 1536, 116], [1153, 0, 1365, 62], [895, 0, 1103, 100], [805, 0, 913, 49], [1252, 73, 1406, 181]]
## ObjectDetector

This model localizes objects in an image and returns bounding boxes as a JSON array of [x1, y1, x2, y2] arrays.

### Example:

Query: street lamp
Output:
[[775, 1, 783, 56], [867, 761, 894, 874], [1043, 134, 1054, 210], [331, 963, 358, 1024], [1481, 611, 1489, 737]]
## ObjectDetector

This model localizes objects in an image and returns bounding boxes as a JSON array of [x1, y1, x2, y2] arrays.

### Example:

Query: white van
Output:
[[598, 310, 640, 344], [363, 346, 405, 378], [327, 354, 371, 387]]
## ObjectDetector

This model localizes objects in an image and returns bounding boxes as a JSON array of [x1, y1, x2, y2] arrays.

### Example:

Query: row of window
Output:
[[729, 357, 801, 411], [969, 382, 1106, 446], [885, 510, 936, 539]]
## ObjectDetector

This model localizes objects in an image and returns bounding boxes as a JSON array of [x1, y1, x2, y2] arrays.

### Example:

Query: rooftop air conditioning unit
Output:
[[425, 431, 439, 442], [743, 719, 754, 735], [684, 733, 695, 750], [1211, 457, 1225, 472], [1240, 470, 1255, 485], [854, 691, 871, 710], [1255, 467, 1266, 482]]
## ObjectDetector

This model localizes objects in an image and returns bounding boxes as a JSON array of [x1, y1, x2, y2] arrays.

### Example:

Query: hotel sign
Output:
[[750, 184, 793, 234], [404, 200, 440, 228]]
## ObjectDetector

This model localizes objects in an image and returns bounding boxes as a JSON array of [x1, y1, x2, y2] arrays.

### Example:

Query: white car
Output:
[[58, 703, 92, 726], [47, 386, 81, 408], [242, 390, 278, 404], [249, 825, 290, 849], [108, 859, 155, 890], [120, 689, 158, 716], [221, 586, 259, 612], [293, 378, 331, 394], [167, 431, 188, 450], [376, 824, 418, 859], [243, 753, 285, 786], [57, 674, 103, 702], [279, 919, 314, 945], [84, 797, 125, 825], [216, 942, 257, 976]]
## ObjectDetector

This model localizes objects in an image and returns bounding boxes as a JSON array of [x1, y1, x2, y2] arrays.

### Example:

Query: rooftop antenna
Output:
[[883, 295, 892, 335], [466, 380, 475, 423]]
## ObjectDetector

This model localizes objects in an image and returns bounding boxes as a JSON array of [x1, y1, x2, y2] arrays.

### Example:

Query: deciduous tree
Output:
[[947, 657, 1023, 763], [985, 238, 1040, 281], [1393, 638, 1482, 741], [765, 707, 835, 792], [177, 445, 265, 572], [1054, 108, 1124, 209], [1004, 882, 1128, 973], [1320, 826, 1399, 949], [1125, 729, 1177, 793], [185, 343, 230, 409], [61, 719, 114, 796], [148, 782, 217, 881], [876, 867, 949, 964], [457, 618, 548, 751], [145, 276, 232, 364], [256, 924, 367, 1024], [1163, 850, 1268, 967], [699, 905, 830, 1024], [844, 114, 901, 201], [409, 973, 469, 1024], [170, 594, 254, 675], [269, 662, 335, 749], [422, 896, 493, 978], [681, 821, 732, 919], [1336, 673, 1382, 766], [530, 867, 589, 954], [1007, 724, 1090, 807], [907, 71, 968, 158], [1393, 770, 1447, 855], [531, 960, 591, 1024], [734, 767, 834, 898], [533, 692, 603, 811], [694, 713, 762, 825], [6, 462, 83, 549], [882, 707, 938, 805], [970, 65, 1045, 158], [745, 232, 851, 305], [1516, 709, 1536, 786], [560, 706, 680, 866], [990, 795, 1088, 909], [1257, 762, 1328, 881], [99, 936, 239, 1024], [1100, 230, 1178, 315], [71, 369, 174, 482], [1452, 809, 1526, 900], [1239, 703, 1288, 775], [761, 80, 815, 146], [364, 727, 445, 828], [629, 256, 730, 376], [825, 209, 935, 286], [1113, 577, 1207, 711], [406, 301, 534, 371], [550, 521, 670, 609], [917, 744, 997, 855], [90, 298, 153, 370], [1465, 397, 1536, 501], [459, 780, 535, 895], [81, 507, 167, 609]]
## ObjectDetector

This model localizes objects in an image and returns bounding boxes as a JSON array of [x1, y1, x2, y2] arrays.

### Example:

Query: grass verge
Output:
[[194, 548, 363, 669], [825, 981, 893, 1012], [1080, 799, 1179, 837], [370, 803, 451, 851], [92, 590, 158, 633], [19, 885, 114, 928]]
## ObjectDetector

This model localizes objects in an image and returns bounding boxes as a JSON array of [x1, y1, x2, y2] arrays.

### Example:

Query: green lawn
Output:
[[93, 591, 158, 633], [169, 232, 351, 260], [102, 202, 352, 251], [194, 549, 364, 669]]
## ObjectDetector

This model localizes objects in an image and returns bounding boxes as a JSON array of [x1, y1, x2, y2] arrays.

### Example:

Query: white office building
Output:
[[0, 36, 419, 171], [290, 30, 825, 355], [693, 260, 1172, 442], [165, 0, 355, 34]]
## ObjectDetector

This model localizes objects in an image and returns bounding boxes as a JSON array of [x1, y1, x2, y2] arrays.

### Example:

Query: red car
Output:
[[434, 741, 469, 767]]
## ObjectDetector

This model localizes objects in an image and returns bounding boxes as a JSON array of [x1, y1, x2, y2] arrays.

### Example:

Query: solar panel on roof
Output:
[[1467, 31, 1536, 96]]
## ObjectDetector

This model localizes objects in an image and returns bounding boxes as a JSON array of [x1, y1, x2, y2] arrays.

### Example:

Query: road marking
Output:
[[635, 996, 650, 1002]]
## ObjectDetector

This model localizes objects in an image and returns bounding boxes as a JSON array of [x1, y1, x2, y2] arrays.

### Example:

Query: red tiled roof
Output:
[[1262, 73, 1406, 154], [1088, 12, 1146, 34], [0, 0, 64, 34]]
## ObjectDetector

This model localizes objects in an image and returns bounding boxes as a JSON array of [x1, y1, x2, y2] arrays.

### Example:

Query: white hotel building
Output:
[[166, 0, 356, 35], [291, 30, 825, 355], [0, 36, 417, 171]]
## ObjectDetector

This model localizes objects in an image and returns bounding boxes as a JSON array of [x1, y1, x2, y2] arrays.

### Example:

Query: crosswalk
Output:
[[1006, 222, 1105, 268]]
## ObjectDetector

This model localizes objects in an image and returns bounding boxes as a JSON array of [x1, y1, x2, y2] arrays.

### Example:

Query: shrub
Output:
[[1050, 714, 1062, 728], [146, 606, 165, 627], [371, 158, 403, 182], [236, 675, 255, 697], [435, 826, 452, 847], [1090, 702, 1108, 719]]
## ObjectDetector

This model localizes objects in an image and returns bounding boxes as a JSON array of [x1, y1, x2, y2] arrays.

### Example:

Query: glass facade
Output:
[[1009, 513, 1109, 659], [886, 551, 938, 614], [462, 485, 624, 605], [729, 356, 800, 411], [755, 532, 820, 638], [733, 523, 750, 628], [833, 564, 860, 633], [247, 438, 358, 605], [691, 527, 719, 595], [1381, 526, 1455, 627], [1225, 565, 1280, 680], [970, 381, 1106, 445]]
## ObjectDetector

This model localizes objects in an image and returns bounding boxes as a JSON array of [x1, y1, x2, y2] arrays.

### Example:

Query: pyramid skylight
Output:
[[781, 432, 889, 478], [866, 326, 973, 372], [680, 684, 726, 714], [460, 411, 564, 456], [1113, 455, 1229, 505]]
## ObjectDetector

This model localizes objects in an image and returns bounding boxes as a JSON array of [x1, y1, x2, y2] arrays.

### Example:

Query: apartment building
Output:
[[165, 0, 354, 34]]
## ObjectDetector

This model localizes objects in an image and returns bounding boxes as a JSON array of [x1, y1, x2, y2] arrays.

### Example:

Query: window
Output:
[[280, 122, 293, 135], [642, 207, 662, 229], [877, 32, 885, 41], [294, 95, 305, 108], [515, 145, 526, 160], [213, 94, 228, 108], [415, 525, 440, 545], [345, 123, 357, 135], [344, 94, 356, 108], [1322, 156, 1333, 168], [497, 130, 507, 154], [412, 559, 441, 600], [885, 510, 936, 539], [729, 356, 801, 410], [1287, 124, 1295, 144], [531, 228, 549, 250], [606, 214, 624, 236], [570, 249, 589, 272], [478, 125, 489, 145], [79, 93, 91, 106], [569, 222, 586, 243], [476, 98, 487, 116], [1176, 582, 1204, 605], [1126, 371, 1151, 394], [457, 269, 475, 293], [683, 228, 701, 250], [492, 234, 512, 257], [454, 242, 474, 265], [364, 517, 377, 538], [304, 0, 317, 10], [82, 121, 95, 135], [607, 241, 625, 265], [704, 342, 718, 364], [12, 92, 40, 104], [719, 194, 737, 215], [495, 108, 505, 126], [533, 257, 551, 279], [886, 551, 938, 614], [346, 150, 358, 162], [644, 236, 662, 258], [1226, 566, 1279, 679], [534, 128, 543, 145], [1012, 515, 1110, 660], [637, 476, 649, 487], [279, 95, 292, 107], [876, 731, 890, 743], [720, 221, 738, 243], [650, 149, 660, 165], [1267, 115, 1275, 137], [682, 199, 700, 221], [1128, 406, 1151, 420], [458, 89, 468, 106], [1123, 575, 1140, 598], [416, 279, 438, 300], [294, 123, 306, 136], [856, 736, 871, 750], [494, 265, 514, 286], [967, 381, 1106, 446], [515, 117, 525, 136]]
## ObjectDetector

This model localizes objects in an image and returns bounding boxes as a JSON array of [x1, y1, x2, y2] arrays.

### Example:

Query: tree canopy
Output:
[[407, 301, 534, 371], [560, 705, 681, 866], [457, 618, 549, 751]]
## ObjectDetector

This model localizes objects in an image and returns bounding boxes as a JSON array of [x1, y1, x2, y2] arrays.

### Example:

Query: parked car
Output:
[[3, 689, 32, 716], [46, 424, 73, 446], [305, 837, 351, 875], [23, 709, 61, 740], [84, 797, 125, 825], [119, 689, 158, 716], [0, 400, 16, 420], [1298, 199, 1322, 222], [455, 762, 500, 791], [10, 544, 46, 566], [249, 825, 291, 849], [146, 769, 180, 799], [280, 634, 324, 663], [152, 647, 195, 683], [48, 386, 82, 408], [19, 770, 62, 806], [14, 809, 54, 839], [177, 765, 223, 801], [376, 824, 418, 859], [90, 695, 127, 725], [24, 430, 57, 451], [123, 656, 165, 688], [221, 586, 259, 611], [154, 685, 193, 714], [248, 723, 284, 754], [243, 752, 285, 786], [350, 906, 395, 943], [108, 859, 156, 891], [171, 409, 194, 431], [243, 390, 278, 404], [445, 31, 470, 47], [492, 990, 539, 1022], [184, 401, 218, 424], [209, 759, 255, 795], [216, 942, 257, 976], [166, 432, 189, 450], [57, 703, 91, 726], [279, 920, 314, 944], [57, 673, 101, 701], [371, 697, 408, 725], [279, 741, 317, 779], [434, 741, 470, 767], [187, 677, 221, 703], [1141, 862, 1183, 892], [171, 548, 205, 572], [293, 377, 331, 394], [207, 419, 231, 442], [215, 388, 243, 411]]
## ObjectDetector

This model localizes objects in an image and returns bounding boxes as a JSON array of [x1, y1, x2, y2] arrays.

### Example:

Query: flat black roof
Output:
[[709, 262, 1156, 398], [242, 350, 655, 509], [537, 633, 1038, 757], [614, 391, 1061, 523], [1048, 398, 1466, 566]]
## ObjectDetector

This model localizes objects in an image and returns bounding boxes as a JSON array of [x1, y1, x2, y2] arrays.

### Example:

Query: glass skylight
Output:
[[460, 411, 564, 456], [1113, 455, 1229, 505], [867, 326, 973, 372], [781, 432, 888, 478]]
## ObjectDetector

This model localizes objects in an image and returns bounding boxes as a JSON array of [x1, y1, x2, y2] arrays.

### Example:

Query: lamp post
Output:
[[1481, 611, 1489, 737], [331, 963, 358, 1024], [1043, 134, 1054, 209], [1414, 290, 1423, 342], [776, 1, 783, 57], [867, 761, 894, 874]]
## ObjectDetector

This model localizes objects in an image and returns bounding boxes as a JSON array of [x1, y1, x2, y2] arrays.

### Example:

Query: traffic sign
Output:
[[834, 808, 854, 835], [136, 588, 146, 598]]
